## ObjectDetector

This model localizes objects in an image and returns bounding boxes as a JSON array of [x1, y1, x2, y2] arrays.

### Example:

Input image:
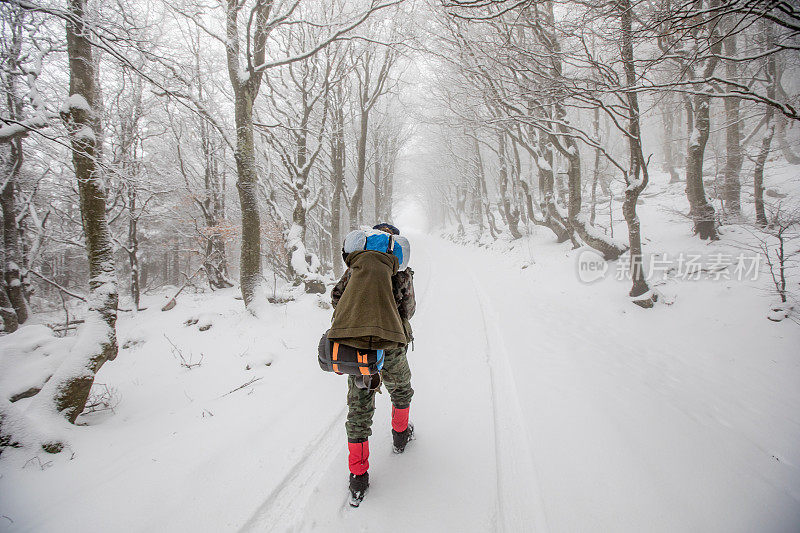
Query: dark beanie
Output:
[[372, 223, 400, 235]]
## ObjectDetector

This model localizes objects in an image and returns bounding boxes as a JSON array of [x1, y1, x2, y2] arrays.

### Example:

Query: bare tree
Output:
[[3, 0, 122, 452], [0, 4, 50, 329], [349, 44, 397, 229], [260, 27, 336, 292], [222, 0, 399, 308]]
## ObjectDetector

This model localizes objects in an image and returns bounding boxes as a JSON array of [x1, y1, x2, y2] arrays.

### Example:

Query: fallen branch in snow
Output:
[[164, 335, 203, 369], [219, 377, 263, 398], [161, 265, 205, 311], [47, 319, 85, 333]]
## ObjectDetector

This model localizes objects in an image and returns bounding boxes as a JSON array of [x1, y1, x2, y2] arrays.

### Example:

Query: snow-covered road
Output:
[[3, 232, 799, 532], [241, 234, 800, 533]]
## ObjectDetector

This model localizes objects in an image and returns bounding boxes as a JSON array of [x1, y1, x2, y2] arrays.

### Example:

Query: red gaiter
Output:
[[348, 440, 369, 475], [391, 405, 410, 433]]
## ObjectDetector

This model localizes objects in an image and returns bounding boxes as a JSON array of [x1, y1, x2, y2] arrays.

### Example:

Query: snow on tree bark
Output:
[[754, 22, 776, 228], [559, 131, 627, 260], [685, 95, 718, 240], [10, 0, 121, 444], [1, 155, 29, 327], [225, 0, 267, 309], [619, 0, 654, 307], [1, 7, 32, 328], [683, 0, 720, 240]]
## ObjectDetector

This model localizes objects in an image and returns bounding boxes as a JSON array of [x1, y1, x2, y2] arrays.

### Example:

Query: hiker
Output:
[[330, 222, 416, 506]]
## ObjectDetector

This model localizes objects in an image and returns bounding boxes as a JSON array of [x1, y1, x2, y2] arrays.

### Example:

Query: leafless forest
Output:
[[1, 0, 799, 449]]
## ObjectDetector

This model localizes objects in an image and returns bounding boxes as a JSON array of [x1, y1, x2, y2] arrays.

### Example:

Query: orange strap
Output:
[[332, 342, 340, 374], [357, 351, 370, 376]]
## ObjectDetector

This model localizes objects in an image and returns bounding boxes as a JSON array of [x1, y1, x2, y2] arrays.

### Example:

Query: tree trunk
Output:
[[0, 12, 30, 327], [472, 137, 486, 232], [1, 152, 28, 326], [497, 132, 522, 239], [775, 114, 800, 164], [350, 109, 369, 230], [662, 93, 681, 183], [330, 97, 345, 277], [619, 0, 654, 307], [536, 134, 570, 243], [686, 92, 718, 239], [0, 282, 18, 333], [774, 61, 800, 165], [373, 146, 381, 222], [172, 238, 180, 286], [754, 23, 776, 228], [127, 184, 140, 309], [684, 1, 720, 240], [201, 122, 233, 290], [590, 106, 601, 225], [225, 0, 270, 308], [541, 1, 623, 257], [722, 34, 743, 219], [233, 90, 263, 304], [33, 0, 119, 430], [383, 158, 394, 222], [561, 132, 626, 259]]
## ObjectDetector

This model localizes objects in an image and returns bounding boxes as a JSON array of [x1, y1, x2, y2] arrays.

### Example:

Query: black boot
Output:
[[392, 422, 414, 454], [349, 472, 369, 507]]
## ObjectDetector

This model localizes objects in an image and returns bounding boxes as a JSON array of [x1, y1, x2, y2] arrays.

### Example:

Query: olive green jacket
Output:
[[328, 250, 408, 350]]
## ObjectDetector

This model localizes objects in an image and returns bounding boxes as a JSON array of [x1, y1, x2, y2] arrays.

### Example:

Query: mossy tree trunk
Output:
[[39, 0, 119, 426]]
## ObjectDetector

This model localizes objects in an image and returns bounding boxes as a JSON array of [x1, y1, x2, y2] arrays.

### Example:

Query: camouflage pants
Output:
[[346, 346, 413, 441]]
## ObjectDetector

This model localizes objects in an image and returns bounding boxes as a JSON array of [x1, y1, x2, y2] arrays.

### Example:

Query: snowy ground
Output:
[[2, 176, 800, 532]]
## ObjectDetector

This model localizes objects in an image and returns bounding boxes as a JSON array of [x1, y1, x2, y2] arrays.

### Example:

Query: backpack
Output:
[[343, 229, 411, 270], [317, 230, 410, 388]]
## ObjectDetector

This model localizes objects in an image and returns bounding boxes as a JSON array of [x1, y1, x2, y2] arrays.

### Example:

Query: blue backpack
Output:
[[343, 229, 410, 270]]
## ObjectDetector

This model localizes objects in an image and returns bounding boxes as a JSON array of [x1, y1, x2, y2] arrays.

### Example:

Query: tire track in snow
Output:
[[238, 406, 346, 533], [471, 273, 550, 533]]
